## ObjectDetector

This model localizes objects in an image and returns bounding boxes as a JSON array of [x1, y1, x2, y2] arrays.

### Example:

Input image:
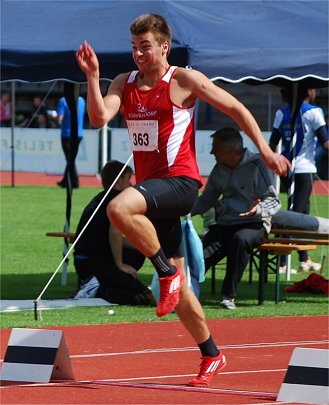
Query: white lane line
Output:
[[0, 368, 287, 389], [69, 339, 328, 359], [1, 339, 327, 363], [90, 380, 278, 399], [108, 368, 287, 382], [1, 378, 278, 400]]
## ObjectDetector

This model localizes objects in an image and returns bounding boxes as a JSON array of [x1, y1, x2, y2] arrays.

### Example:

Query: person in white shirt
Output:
[[270, 88, 328, 272]]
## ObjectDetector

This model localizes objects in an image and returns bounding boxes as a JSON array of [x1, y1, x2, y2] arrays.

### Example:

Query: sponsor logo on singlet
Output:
[[127, 103, 157, 119]]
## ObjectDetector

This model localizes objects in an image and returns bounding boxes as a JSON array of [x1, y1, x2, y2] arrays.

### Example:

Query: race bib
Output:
[[126, 120, 158, 151]]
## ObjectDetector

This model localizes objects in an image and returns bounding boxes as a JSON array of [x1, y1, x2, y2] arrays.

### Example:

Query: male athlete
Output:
[[76, 13, 290, 387]]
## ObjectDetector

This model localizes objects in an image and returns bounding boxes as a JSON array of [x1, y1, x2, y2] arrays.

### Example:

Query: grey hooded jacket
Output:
[[191, 148, 281, 233]]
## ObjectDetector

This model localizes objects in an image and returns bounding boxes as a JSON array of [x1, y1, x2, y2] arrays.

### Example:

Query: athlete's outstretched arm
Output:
[[76, 41, 123, 128], [181, 69, 291, 176]]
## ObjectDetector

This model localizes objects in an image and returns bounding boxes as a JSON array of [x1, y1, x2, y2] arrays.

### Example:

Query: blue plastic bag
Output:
[[182, 216, 205, 298]]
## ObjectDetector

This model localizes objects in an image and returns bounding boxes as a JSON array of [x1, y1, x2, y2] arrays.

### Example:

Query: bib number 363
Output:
[[127, 120, 158, 151]]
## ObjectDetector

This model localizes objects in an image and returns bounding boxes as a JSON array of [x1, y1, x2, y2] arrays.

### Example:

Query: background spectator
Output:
[[56, 96, 85, 189], [192, 128, 281, 309], [0, 92, 12, 127], [270, 87, 328, 272], [73, 160, 154, 306], [315, 113, 329, 180], [29, 96, 49, 127]]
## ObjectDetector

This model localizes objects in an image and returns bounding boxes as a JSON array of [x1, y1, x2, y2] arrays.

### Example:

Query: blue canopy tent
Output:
[[1, 0, 328, 292], [1, 0, 328, 85], [2, 0, 328, 192]]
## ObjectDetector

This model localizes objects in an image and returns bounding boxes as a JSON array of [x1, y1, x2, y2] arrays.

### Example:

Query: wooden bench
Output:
[[250, 230, 328, 283], [210, 239, 318, 305], [257, 242, 317, 305], [210, 228, 328, 305], [46, 231, 76, 243], [270, 228, 329, 240], [256, 229, 328, 304]]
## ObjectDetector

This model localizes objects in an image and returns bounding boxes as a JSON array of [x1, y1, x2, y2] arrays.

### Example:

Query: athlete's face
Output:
[[131, 32, 168, 71]]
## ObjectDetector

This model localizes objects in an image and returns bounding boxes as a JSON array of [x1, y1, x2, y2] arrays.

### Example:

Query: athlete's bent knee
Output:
[[107, 198, 123, 224]]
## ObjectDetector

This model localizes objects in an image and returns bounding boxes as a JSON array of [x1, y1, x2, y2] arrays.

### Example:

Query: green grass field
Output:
[[1, 185, 328, 328]]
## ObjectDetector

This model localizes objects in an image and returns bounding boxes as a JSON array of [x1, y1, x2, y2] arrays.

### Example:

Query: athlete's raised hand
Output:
[[76, 41, 99, 77], [261, 149, 291, 176]]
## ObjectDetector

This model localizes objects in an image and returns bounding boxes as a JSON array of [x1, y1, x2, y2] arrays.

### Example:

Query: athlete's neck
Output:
[[139, 64, 169, 88]]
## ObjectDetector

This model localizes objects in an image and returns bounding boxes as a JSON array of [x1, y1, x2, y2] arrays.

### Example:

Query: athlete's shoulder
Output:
[[108, 72, 132, 94], [113, 72, 132, 84], [173, 66, 208, 88], [174, 66, 205, 78]]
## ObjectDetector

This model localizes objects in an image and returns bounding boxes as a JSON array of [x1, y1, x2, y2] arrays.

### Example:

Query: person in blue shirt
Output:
[[270, 88, 328, 272], [57, 96, 86, 188]]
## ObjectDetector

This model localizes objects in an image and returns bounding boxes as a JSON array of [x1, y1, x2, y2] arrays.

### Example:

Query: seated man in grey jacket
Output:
[[191, 127, 281, 309]]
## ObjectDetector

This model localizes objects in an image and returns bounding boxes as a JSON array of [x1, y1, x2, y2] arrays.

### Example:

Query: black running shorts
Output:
[[133, 176, 199, 258]]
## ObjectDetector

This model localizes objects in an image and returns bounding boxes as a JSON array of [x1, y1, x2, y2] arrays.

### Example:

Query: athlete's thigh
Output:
[[132, 177, 198, 258], [109, 186, 147, 215]]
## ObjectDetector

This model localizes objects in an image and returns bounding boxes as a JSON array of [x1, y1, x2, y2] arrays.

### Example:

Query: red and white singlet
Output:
[[122, 65, 202, 186]]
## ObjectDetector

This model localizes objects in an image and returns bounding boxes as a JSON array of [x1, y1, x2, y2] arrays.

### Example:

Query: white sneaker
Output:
[[279, 265, 297, 275], [299, 259, 321, 272], [219, 298, 236, 310]]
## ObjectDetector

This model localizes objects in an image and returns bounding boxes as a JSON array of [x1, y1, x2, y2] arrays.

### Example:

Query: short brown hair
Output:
[[130, 13, 172, 54], [101, 160, 133, 189], [211, 127, 244, 154]]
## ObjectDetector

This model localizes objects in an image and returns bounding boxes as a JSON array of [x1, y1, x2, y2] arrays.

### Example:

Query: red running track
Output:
[[1, 171, 328, 194], [1, 316, 328, 404]]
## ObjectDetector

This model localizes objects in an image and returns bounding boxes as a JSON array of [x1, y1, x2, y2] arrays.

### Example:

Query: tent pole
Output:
[[101, 124, 108, 168], [267, 89, 272, 131], [10, 81, 15, 187], [288, 83, 300, 211], [286, 82, 304, 278], [61, 82, 80, 286]]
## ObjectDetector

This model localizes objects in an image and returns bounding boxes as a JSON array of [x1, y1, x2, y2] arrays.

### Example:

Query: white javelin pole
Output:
[[34, 153, 133, 320]]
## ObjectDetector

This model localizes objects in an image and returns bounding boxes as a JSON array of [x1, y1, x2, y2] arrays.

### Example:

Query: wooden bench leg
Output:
[[275, 256, 280, 304], [258, 250, 267, 305], [249, 251, 253, 284]]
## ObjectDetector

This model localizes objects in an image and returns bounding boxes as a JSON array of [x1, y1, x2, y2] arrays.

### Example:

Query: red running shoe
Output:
[[188, 351, 227, 387], [156, 266, 184, 317]]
